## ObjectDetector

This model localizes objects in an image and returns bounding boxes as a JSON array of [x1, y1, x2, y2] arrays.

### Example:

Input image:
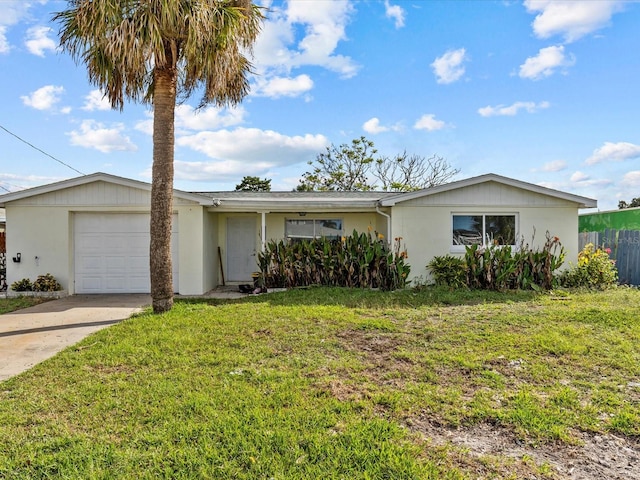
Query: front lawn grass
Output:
[[0, 296, 50, 314], [0, 287, 638, 478]]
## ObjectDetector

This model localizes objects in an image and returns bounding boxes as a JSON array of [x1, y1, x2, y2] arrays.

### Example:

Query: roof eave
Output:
[[207, 200, 382, 212], [0, 172, 212, 207], [379, 173, 598, 208]]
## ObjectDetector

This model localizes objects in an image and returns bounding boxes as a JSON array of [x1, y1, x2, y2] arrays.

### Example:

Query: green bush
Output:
[[33, 273, 63, 292], [559, 243, 618, 289], [427, 255, 467, 288], [11, 278, 33, 292], [258, 229, 410, 291]]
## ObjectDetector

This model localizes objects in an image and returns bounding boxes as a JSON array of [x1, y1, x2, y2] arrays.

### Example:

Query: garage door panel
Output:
[[74, 213, 178, 294], [79, 255, 103, 270], [77, 276, 103, 293]]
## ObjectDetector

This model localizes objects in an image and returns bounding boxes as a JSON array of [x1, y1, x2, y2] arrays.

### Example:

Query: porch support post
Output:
[[260, 211, 267, 252]]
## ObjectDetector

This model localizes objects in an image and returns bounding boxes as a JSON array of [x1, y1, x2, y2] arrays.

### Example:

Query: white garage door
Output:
[[74, 213, 178, 294]]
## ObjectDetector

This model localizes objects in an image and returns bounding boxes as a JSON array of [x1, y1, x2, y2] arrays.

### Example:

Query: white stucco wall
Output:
[[5, 206, 71, 291], [4, 181, 208, 295], [390, 182, 581, 283]]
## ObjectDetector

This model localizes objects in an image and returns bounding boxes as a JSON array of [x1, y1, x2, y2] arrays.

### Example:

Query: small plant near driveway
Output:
[[10, 278, 33, 292], [10, 274, 62, 293], [32, 273, 63, 292]]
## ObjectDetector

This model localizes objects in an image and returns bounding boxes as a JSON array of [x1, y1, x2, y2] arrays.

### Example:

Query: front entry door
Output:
[[226, 217, 257, 282]]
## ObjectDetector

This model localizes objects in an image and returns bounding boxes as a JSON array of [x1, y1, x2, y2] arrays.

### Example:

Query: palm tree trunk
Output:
[[150, 59, 177, 313]]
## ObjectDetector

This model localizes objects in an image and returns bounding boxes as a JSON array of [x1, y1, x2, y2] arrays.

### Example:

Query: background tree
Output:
[[619, 197, 640, 209], [297, 137, 377, 191], [55, 1, 263, 313], [375, 151, 460, 191], [296, 136, 459, 192], [235, 176, 271, 191]]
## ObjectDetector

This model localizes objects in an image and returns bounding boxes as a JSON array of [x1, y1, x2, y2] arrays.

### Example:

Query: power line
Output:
[[0, 180, 26, 193], [0, 124, 85, 176]]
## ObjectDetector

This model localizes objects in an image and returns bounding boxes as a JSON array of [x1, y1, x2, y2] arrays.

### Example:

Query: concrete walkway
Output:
[[0, 294, 150, 382]]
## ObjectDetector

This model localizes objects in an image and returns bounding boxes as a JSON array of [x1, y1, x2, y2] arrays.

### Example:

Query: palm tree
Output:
[[54, 1, 263, 313]]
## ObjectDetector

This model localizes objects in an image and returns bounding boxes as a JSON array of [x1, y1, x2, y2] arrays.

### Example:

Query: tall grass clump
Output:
[[559, 243, 618, 289], [258, 229, 410, 291]]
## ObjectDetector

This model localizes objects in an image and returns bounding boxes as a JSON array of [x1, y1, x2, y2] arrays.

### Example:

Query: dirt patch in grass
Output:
[[408, 417, 640, 480], [330, 313, 640, 479]]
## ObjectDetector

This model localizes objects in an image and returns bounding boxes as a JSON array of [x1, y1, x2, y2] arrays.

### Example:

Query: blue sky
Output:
[[1, 0, 639, 211]]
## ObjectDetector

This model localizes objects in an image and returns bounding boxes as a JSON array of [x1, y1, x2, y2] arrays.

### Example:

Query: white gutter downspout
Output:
[[376, 204, 391, 246]]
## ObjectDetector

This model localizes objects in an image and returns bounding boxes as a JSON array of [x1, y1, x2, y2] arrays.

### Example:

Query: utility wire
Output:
[[0, 180, 27, 193], [0, 124, 85, 176]]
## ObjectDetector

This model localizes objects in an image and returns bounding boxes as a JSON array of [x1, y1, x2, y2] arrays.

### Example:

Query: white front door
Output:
[[226, 217, 257, 282]]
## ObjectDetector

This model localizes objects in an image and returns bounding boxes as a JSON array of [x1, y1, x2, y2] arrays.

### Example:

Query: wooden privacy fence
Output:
[[579, 229, 640, 286], [0, 232, 6, 291]]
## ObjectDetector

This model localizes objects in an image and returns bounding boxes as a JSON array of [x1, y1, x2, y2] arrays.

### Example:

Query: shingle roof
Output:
[[196, 190, 397, 201]]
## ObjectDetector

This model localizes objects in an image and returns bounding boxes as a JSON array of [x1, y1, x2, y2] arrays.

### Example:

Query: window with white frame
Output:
[[285, 218, 343, 243], [452, 214, 516, 250]]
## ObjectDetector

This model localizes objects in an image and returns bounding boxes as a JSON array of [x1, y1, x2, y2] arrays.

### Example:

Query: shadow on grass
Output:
[[178, 285, 540, 309]]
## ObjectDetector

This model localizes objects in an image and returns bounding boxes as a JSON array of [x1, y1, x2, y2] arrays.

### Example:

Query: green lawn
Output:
[[0, 287, 638, 479], [0, 296, 50, 315]]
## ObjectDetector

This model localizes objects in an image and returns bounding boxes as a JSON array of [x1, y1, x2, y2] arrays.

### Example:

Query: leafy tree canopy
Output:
[[296, 136, 459, 192], [619, 197, 640, 209], [235, 176, 271, 191]]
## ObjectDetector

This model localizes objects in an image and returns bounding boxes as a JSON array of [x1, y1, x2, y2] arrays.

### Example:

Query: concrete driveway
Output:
[[0, 294, 150, 382]]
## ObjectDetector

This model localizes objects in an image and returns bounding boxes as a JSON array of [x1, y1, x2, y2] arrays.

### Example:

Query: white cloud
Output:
[[254, 1, 359, 79], [362, 117, 402, 134], [0, 26, 9, 54], [567, 170, 612, 189], [135, 105, 246, 136], [21, 85, 65, 110], [363, 117, 388, 134], [252, 74, 314, 98], [0, 1, 36, 54], [174, 159, 276, 182], [176, 127, 329, 166], [540, 160, 568, 172], [524, 0, 624, 43], [413, 114, 446, 131], [25, 26, 56, 57], [68, 120, 137, 153], [0, 172, 63, 191], [82, 89, 112, 111], [570, 171, 589, 183], [585, 142, 640, 165], [0, 1, 32, 26], [431, 48, 467, 84], [519, 45, 575, 80], [176, 105, 246, 131], [384, 1, 406, 29], [621, 171, 640, 187], [477, 101, 550, 117]]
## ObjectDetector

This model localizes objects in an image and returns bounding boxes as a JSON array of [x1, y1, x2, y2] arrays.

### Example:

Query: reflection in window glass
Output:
[[452, 215, 516, 246], [286, 219, 342, 242], [453, 215, 483, 246], [485, 215, 515, 245]]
